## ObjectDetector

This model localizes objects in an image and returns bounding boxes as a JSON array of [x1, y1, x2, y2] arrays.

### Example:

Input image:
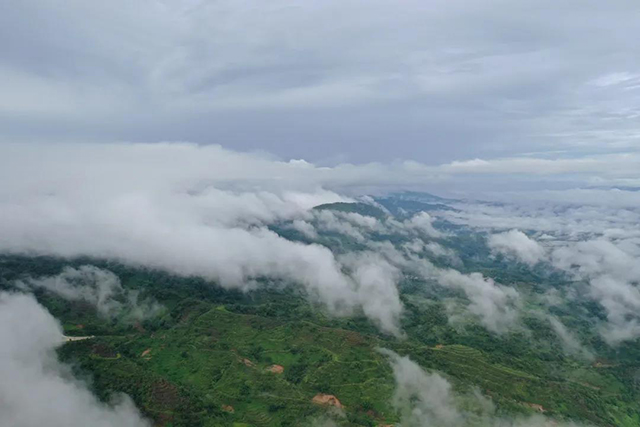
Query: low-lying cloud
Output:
[[547, 316, 594, 361], [16, 266, 163, 321], [552, 239, 640, 345], [437, 270, 520, 334], [441, 200, 640, 345], [0, 143, 411, 335], [339, 252, 404, 336], [0, 142, 637, 342], [379, 348, 585, 427], [0, 292, 150, 427], [488, 230, 546, 266], [402, 212, 443, 238]]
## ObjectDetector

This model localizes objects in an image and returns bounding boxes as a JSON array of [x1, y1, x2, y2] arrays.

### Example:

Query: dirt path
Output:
[[63, 335, 95, 342]]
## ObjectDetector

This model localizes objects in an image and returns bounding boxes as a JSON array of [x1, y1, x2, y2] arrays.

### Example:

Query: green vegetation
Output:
[[3, 203, 640, 427]]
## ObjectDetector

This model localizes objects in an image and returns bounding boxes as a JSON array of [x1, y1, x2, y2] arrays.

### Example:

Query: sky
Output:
[[1, 0, 640, 166]]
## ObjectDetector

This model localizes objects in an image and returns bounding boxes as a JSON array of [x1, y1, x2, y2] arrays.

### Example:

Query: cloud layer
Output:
[[0, 142, 415, 335], [0, 141, 638, 343]]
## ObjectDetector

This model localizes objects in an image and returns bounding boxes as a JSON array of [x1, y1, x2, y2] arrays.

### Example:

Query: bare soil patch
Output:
[[267, 364, 284, 374], [312, 393, 343, 409]]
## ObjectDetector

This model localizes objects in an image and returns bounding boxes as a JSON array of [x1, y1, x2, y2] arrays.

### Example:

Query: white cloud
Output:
[[442, 198, 640, 345], [440, 153, 639, 177], [547, 316, 593, 361], [0, 143, 410, 335], [378, 348, 460, 427], [0, 141, 638, 341], [290, 219, 318, 239], [16, 266, 163, 321], [379, 348, 585, 427], [550, 238, 640, 344], [314, 210, 368, 242], [402, 212, 443, 238], [488, 229, 546, 266], [343, 252, 404, 336], [437, 270, 520, 334], [0, 292, 149, 427]]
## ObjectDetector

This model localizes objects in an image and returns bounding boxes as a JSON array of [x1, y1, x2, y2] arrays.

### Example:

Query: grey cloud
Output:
[[311, 211, 523, 336], [313, 210, 369, 242], [311, 209, 441, 243], [400, 212, 443, 239], [472, 189, 640, 210], [591, 276, 640, 345], [1, 1, 639, 163], [309, 419, 339, 427], [0, 292, 149, 427], [441, 201, 640, 238], [401, 240, 461, 266], [362, 240, 437, 281], [425, 242, 459, 262]]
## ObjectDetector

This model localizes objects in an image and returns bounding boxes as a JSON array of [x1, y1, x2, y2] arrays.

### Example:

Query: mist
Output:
[[379, 348, 586, 427], [15, 266, 163, 321]]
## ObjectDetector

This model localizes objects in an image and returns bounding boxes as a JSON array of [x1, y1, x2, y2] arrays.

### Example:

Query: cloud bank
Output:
[[0, 141, 637, 341], [0, 142, 412, 335]]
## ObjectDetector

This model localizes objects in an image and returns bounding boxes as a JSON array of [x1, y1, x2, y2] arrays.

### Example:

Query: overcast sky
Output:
[[2, 0, 639, 165]]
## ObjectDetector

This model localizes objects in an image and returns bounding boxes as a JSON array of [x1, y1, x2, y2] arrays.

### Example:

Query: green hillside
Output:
[[3, 254, 640, 426]]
